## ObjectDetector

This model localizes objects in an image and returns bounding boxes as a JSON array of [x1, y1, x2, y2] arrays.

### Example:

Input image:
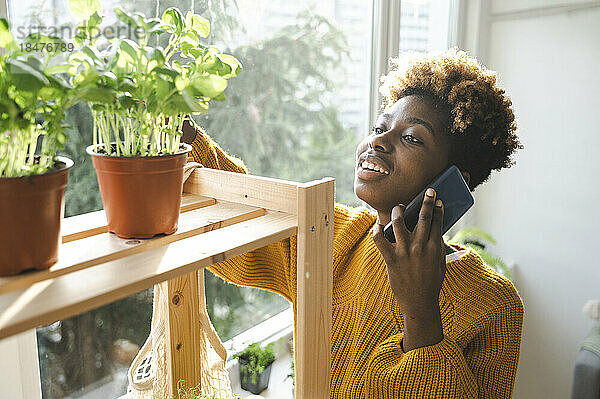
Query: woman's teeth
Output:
[[360, 161, 389, 174]]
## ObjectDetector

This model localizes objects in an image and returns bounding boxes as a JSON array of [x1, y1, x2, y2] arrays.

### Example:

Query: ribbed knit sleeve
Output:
[[187, 127, 294, 302], [363, 257, 524, 399], [188, 125, 249, 174]]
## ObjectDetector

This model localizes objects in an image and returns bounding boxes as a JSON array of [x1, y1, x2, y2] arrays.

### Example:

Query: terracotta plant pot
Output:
[[0, 157, 73, 276], [86, 144, 192, 239]]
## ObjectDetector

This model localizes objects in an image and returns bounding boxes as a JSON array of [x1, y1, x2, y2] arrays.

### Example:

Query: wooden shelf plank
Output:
[[61, 193, 216, 243], [0, 211, 297, 340], [0, 200, 265, 295], [184, 168, 299, 214]]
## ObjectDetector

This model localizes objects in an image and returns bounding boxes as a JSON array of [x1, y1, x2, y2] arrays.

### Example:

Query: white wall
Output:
[[462, 1, 600, 398]]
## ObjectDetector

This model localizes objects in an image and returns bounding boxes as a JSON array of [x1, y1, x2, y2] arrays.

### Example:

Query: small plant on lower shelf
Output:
[[233, 342, 276, 394]]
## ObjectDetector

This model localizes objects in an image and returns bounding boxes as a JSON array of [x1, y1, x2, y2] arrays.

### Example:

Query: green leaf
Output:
[[156, 78, 171, 98], [119, 39, 139, 65], [0, 18, 14, 47], [46, 64, 73, 75], [212, 92, 226, 101], [162, 8, 184, 36], [68, 0, 102, 21], [190, 74, 227, 98], [186, 12, 210, 38], [145, 48, 165, 65], [47, 74, 71, 89], [117, 77, 136, 92], [181, 30, 199, 47], [79, 87, 116, 103], [188, 46, 207, 59], [80, 45, 102, 63], [115, 8, 138, 28], [181, 89, 209, 113], [88, 11, 102, 28], [6, 59, 49, 92], [117, 93, 136, 109], [73, 29, 87, 46], [218, 54, 242, 77], [153, 66, 179, 79], [175, 76, 188, 91], [38, 87, 62, 101]]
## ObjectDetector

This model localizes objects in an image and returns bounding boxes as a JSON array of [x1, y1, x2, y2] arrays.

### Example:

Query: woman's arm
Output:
[[182, 119, 377, 305], [182, 119, 294, 302], [364, 295, 524, 398]]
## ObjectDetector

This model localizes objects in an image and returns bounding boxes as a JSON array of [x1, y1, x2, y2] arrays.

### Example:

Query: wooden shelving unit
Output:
[[0, 167, 334, 399]]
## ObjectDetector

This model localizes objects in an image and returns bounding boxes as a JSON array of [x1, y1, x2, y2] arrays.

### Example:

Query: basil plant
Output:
[[0, 20, 79, 177], [67, 0, 242, 157]]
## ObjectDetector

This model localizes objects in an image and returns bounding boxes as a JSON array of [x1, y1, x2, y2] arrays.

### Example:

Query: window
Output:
[[3, 0, 457, 396], [4, 0, 374, 397]]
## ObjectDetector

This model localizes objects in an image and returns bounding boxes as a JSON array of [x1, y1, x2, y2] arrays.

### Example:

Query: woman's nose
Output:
[[367, 131, 391, 153]]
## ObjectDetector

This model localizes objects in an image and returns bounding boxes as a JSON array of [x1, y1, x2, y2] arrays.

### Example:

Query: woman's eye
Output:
[[403, 135, 420, 144]]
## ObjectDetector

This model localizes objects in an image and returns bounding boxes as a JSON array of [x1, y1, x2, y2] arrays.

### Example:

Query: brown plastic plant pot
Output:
[[0, 156, 73, 276], [86, 143, 192, 239]]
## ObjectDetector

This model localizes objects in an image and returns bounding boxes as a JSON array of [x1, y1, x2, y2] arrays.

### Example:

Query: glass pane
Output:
[[400, 0, 451, 52], [196, 0, 373, 339], [6, 0, 373, 396]]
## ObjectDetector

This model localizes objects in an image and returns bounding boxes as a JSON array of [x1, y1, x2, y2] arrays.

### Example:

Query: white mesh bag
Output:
[[123, 272, 234, 399]]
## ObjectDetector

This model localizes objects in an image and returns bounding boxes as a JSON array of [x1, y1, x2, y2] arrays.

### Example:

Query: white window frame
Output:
[[0, 0, 463, 396], [0, 4, 43, 397]]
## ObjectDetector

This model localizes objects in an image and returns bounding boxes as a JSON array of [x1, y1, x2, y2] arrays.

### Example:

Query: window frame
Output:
[[0, 0, 463, 396]]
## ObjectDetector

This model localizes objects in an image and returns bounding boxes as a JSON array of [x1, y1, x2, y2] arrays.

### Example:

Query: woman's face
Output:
[[354, 95, 453, 214]]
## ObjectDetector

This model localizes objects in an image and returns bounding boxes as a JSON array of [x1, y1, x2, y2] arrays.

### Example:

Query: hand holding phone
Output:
[[383, 165, 473, 243]]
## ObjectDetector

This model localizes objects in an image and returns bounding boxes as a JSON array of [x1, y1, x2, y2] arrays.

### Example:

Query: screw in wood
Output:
[[311, 226, 315, 232], [172, 294, 181, 305], [176, 343, 182, 350], [125, 240, 141, 245]]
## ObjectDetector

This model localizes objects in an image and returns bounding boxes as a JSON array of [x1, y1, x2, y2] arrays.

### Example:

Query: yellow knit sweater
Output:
[[189, 129, 524, 398]]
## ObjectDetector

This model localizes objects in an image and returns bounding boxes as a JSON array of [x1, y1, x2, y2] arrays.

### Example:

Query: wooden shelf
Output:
[[0, 167, 334, 399]]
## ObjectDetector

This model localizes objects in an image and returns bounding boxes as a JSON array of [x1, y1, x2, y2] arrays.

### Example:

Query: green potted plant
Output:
[[0, 20, 80, 275], [447, 226, 512, 280], [233, 342, 276, 395], [67, 0, 241, 238]]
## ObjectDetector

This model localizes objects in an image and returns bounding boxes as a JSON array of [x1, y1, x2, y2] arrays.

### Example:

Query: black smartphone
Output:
[[383, 165, 474, 243]]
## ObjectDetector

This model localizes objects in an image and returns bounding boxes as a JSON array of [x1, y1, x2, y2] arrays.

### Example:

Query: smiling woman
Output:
[[184, 47, 525, 398]]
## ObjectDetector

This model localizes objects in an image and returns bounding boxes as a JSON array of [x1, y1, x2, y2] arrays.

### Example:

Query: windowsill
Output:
[[223, 307, 293, 362], [225, 307, 295, 397]]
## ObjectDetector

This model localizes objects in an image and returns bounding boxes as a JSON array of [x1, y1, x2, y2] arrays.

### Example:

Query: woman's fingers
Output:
[[372, 222, 393, 260], [414, 188, 437, 246], [430, 198, 443, 242], [391, 204, 410, 251]]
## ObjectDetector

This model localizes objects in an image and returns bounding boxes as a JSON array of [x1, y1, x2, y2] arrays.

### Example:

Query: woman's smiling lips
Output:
[[357, 165, 389, 180], [357, 153, 392, 181]]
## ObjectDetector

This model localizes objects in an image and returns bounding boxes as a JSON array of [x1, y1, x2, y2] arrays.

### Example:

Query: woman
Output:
[[182, 49, 524, 398]]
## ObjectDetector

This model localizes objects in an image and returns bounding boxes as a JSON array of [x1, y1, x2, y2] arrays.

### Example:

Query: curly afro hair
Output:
[[379, 48, 523, 191]]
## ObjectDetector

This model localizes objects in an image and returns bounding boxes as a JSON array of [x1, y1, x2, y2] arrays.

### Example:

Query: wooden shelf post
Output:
[[296, 178, 334, 399]]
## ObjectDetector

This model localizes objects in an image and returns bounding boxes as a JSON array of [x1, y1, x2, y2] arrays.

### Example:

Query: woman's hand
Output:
[[372, 188, 445, 351]]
